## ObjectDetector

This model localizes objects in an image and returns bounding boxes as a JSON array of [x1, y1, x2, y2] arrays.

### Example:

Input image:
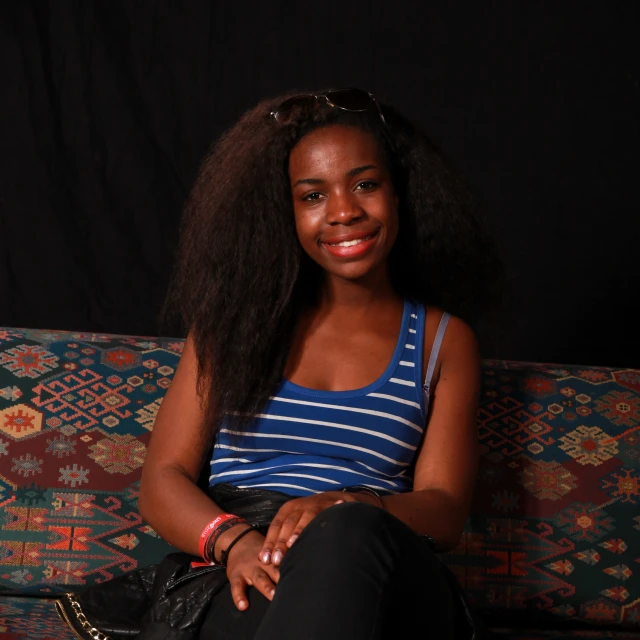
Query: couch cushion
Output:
[[0, 596, 77, 639], [442, 360, 640, 630], [0, 328, 178, 595], [1, 329, 639, 631]]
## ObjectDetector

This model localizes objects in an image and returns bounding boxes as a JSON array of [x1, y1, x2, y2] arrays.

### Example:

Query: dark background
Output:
[[1, 1, 638, 367]]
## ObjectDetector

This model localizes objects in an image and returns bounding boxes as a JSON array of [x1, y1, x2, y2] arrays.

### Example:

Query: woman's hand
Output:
[[259, 491, 372, 566], [225, 529, 281, 611]]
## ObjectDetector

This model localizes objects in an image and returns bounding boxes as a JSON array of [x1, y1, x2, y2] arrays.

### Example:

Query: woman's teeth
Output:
[[328, 233, 374, 247]]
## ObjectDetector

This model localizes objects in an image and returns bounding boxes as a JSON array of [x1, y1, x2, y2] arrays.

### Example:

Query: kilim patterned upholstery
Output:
[[442, 361, 640, 633], [0, 327, 638, 639]]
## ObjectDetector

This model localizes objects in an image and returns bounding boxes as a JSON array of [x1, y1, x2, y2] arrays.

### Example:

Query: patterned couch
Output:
[[0, 326, 638, 639]]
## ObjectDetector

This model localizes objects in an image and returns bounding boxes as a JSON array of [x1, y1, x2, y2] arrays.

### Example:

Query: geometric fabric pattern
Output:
[[0, 328, 638, 637], [441, 361, 640, 631], [0, 597, 78, 639], [0, 328, 179, 597]]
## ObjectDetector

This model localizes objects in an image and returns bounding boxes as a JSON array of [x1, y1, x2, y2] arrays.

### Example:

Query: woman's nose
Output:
[[325, 191, 363, 225]]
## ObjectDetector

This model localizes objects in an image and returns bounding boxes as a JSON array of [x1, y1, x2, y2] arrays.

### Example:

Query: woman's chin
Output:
[[323, 259, 388, 284]]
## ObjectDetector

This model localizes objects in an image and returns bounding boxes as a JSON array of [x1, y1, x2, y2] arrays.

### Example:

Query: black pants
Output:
[[200, 502, 457, 639]]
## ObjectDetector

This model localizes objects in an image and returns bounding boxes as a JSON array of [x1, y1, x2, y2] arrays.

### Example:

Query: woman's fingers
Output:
[[251, 567, 278, 602], [262, 561, 280, 585], [260, 507, 302, 564], [229, 568, 277, 610], [229, 567, 280, 611], [260, 495, 348, 564], [284, 499, 345, 548], [271, 510, 310, 564], [224, 530, 280, 610], [285, 510, 318, 547], [230, 576, 250, 611]]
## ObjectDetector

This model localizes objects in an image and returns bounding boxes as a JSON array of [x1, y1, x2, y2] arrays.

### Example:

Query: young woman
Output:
[[138, 88, 505, 639]]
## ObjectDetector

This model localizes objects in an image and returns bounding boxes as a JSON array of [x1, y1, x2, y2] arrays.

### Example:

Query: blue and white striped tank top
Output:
[[210, 300, 451, 496]]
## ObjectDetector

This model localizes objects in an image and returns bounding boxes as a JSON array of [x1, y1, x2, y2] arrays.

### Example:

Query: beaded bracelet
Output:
[[204, 516, 249, 564], [219, 524, 258, 566]]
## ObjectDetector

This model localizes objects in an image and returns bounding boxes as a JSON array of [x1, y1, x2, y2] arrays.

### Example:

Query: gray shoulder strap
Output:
[[423, 312, 451, 389]]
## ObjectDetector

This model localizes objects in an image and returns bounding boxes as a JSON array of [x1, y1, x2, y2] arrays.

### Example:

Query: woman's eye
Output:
[[355, 180, 378, 190], [303, 192, 322, 201]]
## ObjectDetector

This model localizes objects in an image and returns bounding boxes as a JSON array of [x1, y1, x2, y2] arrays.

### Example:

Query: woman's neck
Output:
[[315, 268, 402, 318]]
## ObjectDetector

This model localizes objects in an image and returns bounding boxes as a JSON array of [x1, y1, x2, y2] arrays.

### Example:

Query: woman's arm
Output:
[[139, 334, 280, 609], [376, 312, 481, 551], [139, 334, 234, 556]]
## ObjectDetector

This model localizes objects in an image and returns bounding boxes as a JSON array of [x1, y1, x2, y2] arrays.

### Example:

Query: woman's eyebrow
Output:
[[293, 177, 324, 187], [347, 164, 377, 177]]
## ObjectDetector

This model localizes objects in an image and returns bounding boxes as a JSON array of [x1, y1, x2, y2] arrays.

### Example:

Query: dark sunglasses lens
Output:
[[326, 88, 371, 111], [273, 96, 317, 123]]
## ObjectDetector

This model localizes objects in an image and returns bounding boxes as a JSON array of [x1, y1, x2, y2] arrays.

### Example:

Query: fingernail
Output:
[[272, 550, 283, 565], [260, 551, 271, 563], [335, 499, 345, 504], [270, 588, 275, 599], [287, 534, 298, 547], [238, 600, 247, 610]]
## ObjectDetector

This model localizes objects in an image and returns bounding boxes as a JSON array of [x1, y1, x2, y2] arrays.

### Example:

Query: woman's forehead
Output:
[[289, 125, 383, 175]]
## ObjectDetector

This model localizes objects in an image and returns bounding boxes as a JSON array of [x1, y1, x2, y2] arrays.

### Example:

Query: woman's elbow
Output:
[[436, 529, 464, 553], [138, 490, 150, 525]]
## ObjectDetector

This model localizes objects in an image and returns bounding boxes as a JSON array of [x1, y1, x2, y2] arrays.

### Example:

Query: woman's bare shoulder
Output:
[[423, 305, 479, 387]]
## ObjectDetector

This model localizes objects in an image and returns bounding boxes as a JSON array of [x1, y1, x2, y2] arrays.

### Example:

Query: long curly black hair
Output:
[[162, 90, 508, 437]]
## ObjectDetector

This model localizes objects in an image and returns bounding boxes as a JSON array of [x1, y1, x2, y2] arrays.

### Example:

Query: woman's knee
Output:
[[296, 501, 407, 555], [279, 502, 439, 587]]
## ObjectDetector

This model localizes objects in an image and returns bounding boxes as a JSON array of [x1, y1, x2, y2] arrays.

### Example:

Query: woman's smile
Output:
[[320, 227, 381, 258]]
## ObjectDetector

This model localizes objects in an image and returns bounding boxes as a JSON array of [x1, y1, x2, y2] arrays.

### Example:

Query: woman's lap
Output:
[[200, 502, 456, 639]]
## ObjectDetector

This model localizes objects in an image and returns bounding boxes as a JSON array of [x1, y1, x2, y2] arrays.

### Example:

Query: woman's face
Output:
[[289, 125, 398, 284]]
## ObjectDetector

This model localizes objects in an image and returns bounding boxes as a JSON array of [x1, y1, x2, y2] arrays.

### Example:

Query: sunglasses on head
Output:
[[270, 88, 386, 125]]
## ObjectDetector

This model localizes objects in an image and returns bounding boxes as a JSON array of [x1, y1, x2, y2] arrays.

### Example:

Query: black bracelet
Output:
[[220, 525, 257, 566], [342, 485, 385, 509], [204, 516, 248, 563]]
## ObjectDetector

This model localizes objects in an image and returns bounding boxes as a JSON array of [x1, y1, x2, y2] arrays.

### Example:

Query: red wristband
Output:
[[198, 514, 238, 561]]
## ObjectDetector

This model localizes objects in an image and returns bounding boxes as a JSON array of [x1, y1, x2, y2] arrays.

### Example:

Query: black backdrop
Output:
[[1, 1, 638, 367]]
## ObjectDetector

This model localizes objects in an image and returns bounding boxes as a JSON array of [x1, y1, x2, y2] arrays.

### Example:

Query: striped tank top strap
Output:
[[423, 312, 451, 389]]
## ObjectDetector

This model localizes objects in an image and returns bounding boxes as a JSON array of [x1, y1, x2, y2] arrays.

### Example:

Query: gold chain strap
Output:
[[65, 593, 111, 640]]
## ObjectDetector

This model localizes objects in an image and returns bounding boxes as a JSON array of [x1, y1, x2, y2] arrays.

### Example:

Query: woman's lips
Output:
[[321, 229, 380, 258]]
